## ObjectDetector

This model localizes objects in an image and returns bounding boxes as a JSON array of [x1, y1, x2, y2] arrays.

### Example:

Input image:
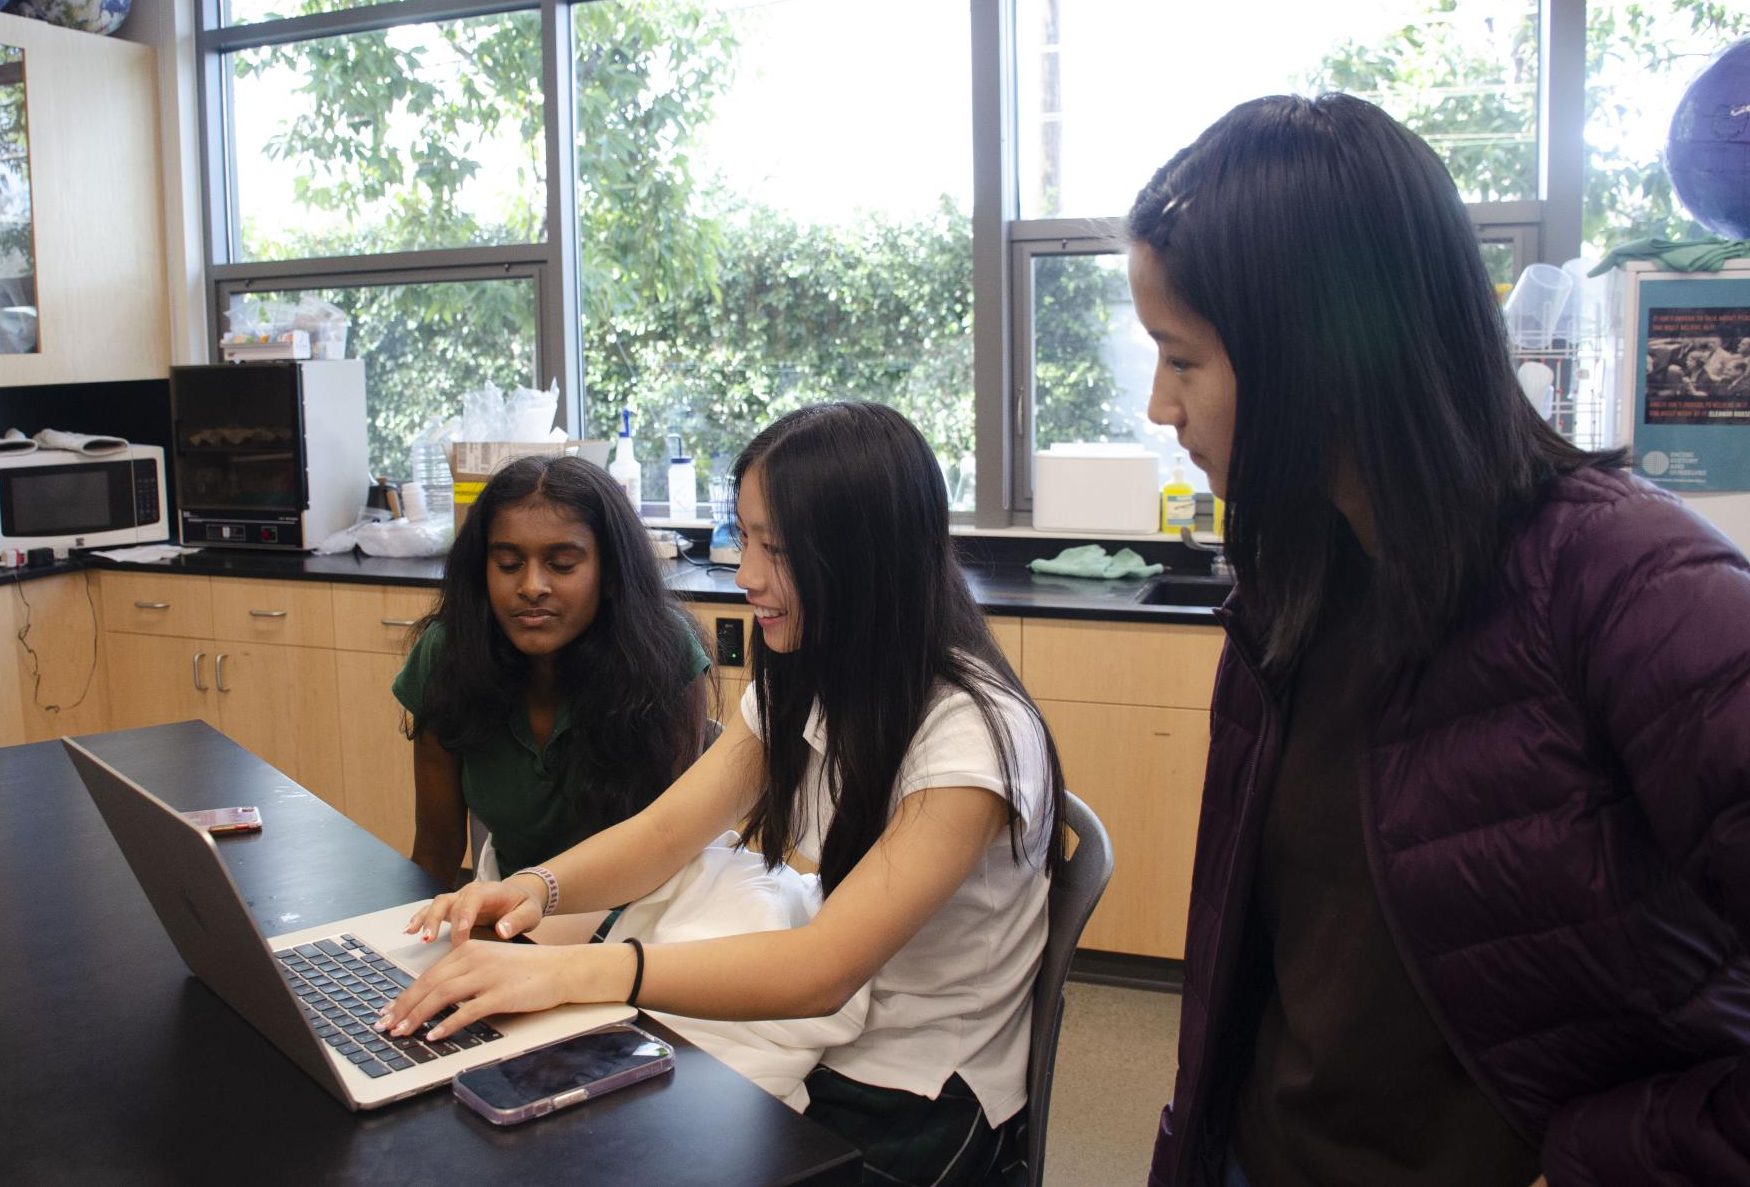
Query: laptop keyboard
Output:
[[274, 934, 503, 1079]]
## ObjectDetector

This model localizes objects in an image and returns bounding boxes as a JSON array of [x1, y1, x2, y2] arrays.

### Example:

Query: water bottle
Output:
[[666, 433, 698, 520], [407, 418, 453, 520]]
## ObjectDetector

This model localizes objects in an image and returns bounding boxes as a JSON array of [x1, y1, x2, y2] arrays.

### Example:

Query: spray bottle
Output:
[[609, 408, 642, 509]]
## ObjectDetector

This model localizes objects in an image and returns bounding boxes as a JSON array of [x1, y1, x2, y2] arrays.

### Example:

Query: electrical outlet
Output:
[[714, 616, 745, 667]]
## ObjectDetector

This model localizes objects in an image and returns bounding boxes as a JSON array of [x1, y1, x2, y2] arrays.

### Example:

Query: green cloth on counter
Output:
[[1589, 236, 1750, 276], [1028, 544, 1163, 580]]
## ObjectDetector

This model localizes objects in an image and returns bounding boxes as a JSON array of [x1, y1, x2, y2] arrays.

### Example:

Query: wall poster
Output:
[[1626, 264, 1750, 492]]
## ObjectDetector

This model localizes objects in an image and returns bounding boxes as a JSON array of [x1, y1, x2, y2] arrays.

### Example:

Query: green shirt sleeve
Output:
[[392, 622, 445, 723], [680, 610, 712, 679]]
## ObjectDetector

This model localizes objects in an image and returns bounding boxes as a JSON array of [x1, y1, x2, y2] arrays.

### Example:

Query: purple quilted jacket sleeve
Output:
[[1539, 478, 1750, 1185]]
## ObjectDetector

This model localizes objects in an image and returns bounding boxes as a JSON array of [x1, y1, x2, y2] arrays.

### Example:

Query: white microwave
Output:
[[0, 444, 169, 556]]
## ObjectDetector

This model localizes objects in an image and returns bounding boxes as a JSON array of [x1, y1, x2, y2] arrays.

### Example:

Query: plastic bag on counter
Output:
[[290, 297, 349, 360], [454, 379, 565, 444], [503, 381, 561, 441], [313, 514, 453, 558], [222, 296, 349, 359]]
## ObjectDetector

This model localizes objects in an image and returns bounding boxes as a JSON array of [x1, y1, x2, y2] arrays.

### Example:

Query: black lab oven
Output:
[[170, 360, 365, 550]]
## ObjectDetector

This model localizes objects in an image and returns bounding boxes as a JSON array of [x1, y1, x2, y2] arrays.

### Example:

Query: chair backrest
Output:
[[1025, 790, 1114, 1186]]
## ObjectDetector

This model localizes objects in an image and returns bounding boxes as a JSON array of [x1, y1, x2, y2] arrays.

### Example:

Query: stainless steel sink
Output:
[[1133, 574, 1232, 608]]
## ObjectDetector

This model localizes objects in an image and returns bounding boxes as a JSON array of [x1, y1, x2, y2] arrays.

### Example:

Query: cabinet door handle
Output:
[[192, 651, 207, 692], [249, 609, 289, 618], [379, 618, 417, 627], [134, 600, 170, 610], [215, 653, 230, 693]]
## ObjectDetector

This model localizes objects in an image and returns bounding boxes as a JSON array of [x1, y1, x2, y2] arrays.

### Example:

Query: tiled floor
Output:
[[1042, 981, 1183, 1186]]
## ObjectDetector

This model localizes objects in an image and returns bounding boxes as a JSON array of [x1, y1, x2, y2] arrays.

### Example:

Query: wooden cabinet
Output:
[[987, 615, 1023, 673], [100, 572, 344, 809], [1021, 617, 1223, 960], [0, 15, 167, 385], [0, 570, 110, 744], [1038, 699, 1209, 958], [331, 583, 435, 853], [213, 640, 343, 812], [212, 578, 336, 649], [330, 583, 431, 654], [61, 566, 1223, 962], [105, 631, 218, 731], [99, 569, 214, 638], [1023, 619, 1223, 709]]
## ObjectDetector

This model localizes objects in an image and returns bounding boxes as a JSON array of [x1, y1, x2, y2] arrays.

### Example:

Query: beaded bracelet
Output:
[[513, 865, 560, 917]]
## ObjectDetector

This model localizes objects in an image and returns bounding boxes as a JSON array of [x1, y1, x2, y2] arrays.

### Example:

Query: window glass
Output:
[[1478, 240, 1520, 291], [228, 11, 545, 262], [1015, 0, 1540, 218], [1030, 252, 1198, 489], [226, 278, 538, 478], [571, 0, 973, 500], [1582, 1, 1750, 256]]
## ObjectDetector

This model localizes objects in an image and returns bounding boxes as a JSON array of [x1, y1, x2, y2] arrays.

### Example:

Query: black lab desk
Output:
[[0, 719, 859, 1186]]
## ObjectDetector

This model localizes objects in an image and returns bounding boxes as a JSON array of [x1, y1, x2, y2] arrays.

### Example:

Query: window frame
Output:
[[997, 0, 1591, 518], [196, 0, 582, 436], [194, 0, 1597, 523]]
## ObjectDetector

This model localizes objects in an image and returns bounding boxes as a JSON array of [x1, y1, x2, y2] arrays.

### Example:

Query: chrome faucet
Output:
[[1179, 526, 1234, 581]]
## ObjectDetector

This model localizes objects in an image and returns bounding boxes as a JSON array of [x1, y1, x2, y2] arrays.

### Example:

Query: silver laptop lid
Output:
[[63, 737, 355, 1106]]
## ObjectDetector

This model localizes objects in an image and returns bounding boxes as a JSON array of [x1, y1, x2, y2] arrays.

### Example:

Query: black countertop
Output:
[[4, 547, 1227, 626]]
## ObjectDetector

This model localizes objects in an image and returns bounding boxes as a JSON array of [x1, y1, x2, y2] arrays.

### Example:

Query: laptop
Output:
[[64, 737, 634, 1110]]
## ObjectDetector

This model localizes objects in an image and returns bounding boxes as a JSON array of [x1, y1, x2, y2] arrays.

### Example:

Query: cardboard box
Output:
[[447, 439, 612, 532]]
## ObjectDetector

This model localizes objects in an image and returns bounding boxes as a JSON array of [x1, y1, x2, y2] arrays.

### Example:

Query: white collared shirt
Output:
[[739, 669, 1051, 1124]]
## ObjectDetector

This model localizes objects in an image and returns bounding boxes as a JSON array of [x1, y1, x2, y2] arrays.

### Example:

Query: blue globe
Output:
[[1668, 38, 1750, 239]]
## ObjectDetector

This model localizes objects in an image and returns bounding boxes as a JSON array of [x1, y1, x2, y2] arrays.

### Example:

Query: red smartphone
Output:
[[181, 806, 263, 835]]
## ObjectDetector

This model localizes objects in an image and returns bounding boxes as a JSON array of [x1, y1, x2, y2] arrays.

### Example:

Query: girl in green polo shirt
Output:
[[394, 454, 712, 886]]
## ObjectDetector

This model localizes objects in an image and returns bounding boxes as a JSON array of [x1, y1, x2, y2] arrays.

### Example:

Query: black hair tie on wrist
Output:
[[623, 937, 644, 1008]]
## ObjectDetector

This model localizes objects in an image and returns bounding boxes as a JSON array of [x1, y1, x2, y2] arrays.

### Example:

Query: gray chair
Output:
[[1024, 790, 1114, 1187]]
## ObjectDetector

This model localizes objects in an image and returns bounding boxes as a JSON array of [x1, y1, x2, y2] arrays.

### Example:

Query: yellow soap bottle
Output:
[[1161, 453, 1196, 534]]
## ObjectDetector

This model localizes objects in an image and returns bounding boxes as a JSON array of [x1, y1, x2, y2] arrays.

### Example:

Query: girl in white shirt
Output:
[[381, 401, 1067, 1186]]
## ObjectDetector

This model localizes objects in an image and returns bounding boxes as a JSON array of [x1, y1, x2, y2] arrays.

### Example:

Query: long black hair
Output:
[[733, 402, 1066, 896], [407, 454, 707, 829], [1127, 93, 1625, 670]]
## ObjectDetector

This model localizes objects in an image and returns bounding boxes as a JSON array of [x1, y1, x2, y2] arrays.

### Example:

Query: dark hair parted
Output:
[[1127, 93, 1625, 670], [407, 454, 708, 832], [732, 402, 1066, 896]]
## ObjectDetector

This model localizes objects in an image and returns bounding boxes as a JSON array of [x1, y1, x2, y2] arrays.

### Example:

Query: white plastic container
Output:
[[1033, 444, 1161, 534], [667, 456, 697, 519], [608, 409, 641, 508]]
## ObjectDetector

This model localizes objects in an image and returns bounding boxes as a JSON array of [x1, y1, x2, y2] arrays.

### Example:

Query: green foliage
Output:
[[233, 0, 1120, 491], [1306, 0, 1750, 252], [1032, 255, 1130, 447], [1306, 5, 1541, 203], [238, 0, 736, 476], [583, 200, 975, 477]]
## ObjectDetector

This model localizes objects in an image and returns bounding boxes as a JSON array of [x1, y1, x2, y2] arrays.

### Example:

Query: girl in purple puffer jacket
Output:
[[1128, 93, 1750, 1187]]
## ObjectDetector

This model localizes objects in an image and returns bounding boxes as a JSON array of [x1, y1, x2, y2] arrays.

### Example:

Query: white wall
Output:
[[1681, 493, 1750, 555]]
